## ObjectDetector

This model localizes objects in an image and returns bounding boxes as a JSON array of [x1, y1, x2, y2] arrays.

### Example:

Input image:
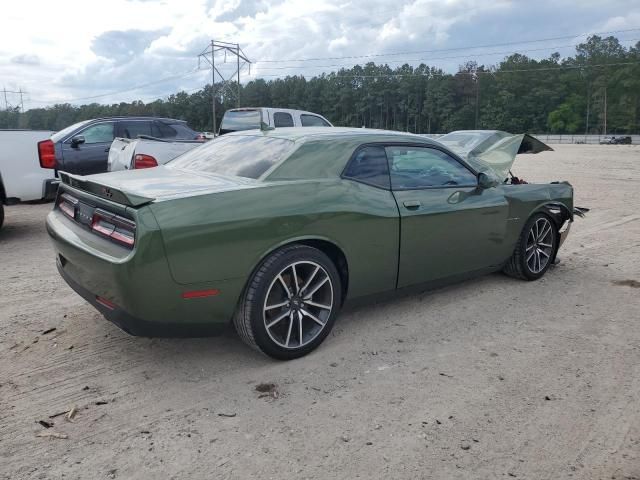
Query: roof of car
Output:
[[87, 116, 186, 123], [226, 107, 329, 117], [225, 126, 440, 144]]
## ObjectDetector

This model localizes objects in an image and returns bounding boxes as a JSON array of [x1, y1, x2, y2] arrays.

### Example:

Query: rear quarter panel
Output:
[[149, 179, 400, 300]]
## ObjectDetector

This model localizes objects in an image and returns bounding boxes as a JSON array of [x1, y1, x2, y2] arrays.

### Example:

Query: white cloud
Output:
[[0, 0, 637, 109]]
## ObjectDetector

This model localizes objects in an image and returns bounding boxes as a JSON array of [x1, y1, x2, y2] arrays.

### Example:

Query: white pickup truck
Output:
[[0, 129, 57, 230], [107, 136, 205, 172]]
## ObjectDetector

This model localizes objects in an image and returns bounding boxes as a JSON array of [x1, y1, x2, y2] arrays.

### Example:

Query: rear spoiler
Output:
[[59, 172, 155, 207]]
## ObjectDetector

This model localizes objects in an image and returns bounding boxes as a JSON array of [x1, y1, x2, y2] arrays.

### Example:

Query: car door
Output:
[[388, 144, 509, 288], [60, 122, 115, 175]]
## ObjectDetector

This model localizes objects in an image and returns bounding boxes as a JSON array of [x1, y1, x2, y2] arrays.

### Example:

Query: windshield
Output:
[[51, 120, 92, 142], [220, 110, 262, 133], [167, 134, 295, 179]]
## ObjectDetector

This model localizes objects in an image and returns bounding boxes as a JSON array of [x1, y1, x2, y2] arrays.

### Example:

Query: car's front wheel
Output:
[[234, 245, 342, 360], [503, 213, 558, 280]]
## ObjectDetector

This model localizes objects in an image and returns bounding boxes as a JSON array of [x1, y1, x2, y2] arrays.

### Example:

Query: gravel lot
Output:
[[1, 144, 639, 480]]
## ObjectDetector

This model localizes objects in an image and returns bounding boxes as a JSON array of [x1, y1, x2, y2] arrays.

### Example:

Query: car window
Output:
[[52, 120, 92, 143], [79, 123, 115, 144], [154, 122, 177, 138], [273, 112, 294, 128], [167, 123, 197, 139], [386, 146, 476, 190], [343, 146, 390, 189], [220, 110, 262, 133], [120, 121, 151, 139], [300, 114, 330, 127], [167, 135, 295, 179]]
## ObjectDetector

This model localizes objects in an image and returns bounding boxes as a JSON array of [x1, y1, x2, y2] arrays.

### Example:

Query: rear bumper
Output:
[[57, 259, 229, 337]]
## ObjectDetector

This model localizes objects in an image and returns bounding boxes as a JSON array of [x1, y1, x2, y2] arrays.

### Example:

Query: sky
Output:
[[1, 0, 639, 109]]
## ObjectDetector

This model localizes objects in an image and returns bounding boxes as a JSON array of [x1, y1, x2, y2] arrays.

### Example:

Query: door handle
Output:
[[104, 148, 110, 152], [403, 200, 421, 210]]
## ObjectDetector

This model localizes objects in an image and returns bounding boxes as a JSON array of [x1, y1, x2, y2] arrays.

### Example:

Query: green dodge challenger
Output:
[[46, 127, 584, 359]]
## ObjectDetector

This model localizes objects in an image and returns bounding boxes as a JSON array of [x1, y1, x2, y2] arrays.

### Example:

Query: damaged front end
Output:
[[437, 130, 553, 183], [437, 130, 589, 261]]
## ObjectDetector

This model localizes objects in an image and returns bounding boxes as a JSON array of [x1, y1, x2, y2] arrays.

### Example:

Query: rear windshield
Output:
[[167, 134, 294, 179], [51, 120, 92, 142], [220, 110, 262, 133]]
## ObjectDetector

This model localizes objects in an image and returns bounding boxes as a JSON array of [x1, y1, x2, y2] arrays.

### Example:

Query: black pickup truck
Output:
[[37, 117, 202, 175]]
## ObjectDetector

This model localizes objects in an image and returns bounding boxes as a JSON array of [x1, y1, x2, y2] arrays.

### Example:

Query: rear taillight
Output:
[[91, 209, 136, 248], [133, 154, 158, 169], [38, 139, 57, 169], [58, 193, 77, 219]]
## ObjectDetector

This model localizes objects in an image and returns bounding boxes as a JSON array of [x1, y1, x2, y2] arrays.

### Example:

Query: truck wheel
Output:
[[234, 245, 342, 360]]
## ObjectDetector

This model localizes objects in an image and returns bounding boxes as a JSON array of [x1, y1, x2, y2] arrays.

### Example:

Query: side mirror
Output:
[[478, 171, 499, 189], [71, 135, 85, 147]]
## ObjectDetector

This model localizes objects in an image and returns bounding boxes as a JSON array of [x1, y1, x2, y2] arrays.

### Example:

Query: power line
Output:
[[257, 27, 640, 63], [255, 38, 640, 71], [27, 68, 204, 105], [252, 61, 640, 79]]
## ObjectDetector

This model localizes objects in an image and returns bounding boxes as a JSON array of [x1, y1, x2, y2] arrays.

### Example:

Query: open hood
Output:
[[437, 130, 553, 181]]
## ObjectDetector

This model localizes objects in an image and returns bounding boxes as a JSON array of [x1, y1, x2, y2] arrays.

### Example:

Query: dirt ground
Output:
[[1, 144, 639, 480]]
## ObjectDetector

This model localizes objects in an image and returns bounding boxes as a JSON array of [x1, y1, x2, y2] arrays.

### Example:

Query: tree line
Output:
[[1, 35, 638, 135]]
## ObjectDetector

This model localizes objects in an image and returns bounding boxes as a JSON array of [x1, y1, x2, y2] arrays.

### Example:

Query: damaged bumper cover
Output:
[[558, 206, 589, 249]]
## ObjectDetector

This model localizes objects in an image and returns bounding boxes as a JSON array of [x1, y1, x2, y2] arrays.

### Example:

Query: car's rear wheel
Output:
[[503, 213, 557, 280], [234, 245, 342, 360]]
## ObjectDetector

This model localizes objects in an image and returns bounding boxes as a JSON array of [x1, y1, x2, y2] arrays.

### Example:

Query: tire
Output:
[[503, 213, 558, 281], [0, 204, 4, 231], [234, 244, 342, 360]]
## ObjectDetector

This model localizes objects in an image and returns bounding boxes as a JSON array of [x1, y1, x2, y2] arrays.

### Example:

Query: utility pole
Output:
[[474, 75, 480, 129], [198, 40, 251, 135], [603, 85, 607, 135], [211, 40, 216, 136], [585, 85, 590, 135], [2, 87, 7, 111]]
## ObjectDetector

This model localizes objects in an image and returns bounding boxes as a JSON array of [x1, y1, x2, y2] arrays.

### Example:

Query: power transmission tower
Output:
[[198, 40, 251, 135], [1, 87, 27, 112]]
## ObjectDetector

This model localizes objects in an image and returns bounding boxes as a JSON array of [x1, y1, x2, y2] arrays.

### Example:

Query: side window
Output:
[[273, 112, 294, 128], [120, 121, 151, 139], [386, 146, 476, 190], [79, 123, 115, 144], [343, 145, 390, 189], [153, 122, 177, 138], [300, 114, 330, 127]]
